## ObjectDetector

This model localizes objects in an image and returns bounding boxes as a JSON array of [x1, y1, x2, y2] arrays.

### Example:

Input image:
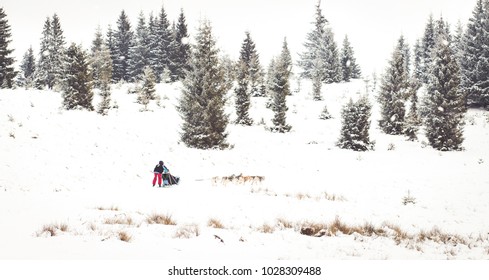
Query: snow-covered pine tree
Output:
[[34, 17, 51, 89], [340, 35, 361, 82], [311, 54, 323, 101], [90, 27, 104, 88], [137, 66, 156, 111], [91, 26, 103, 54], [62, 43, 94, 111], [153, 6, 172, 81], [281, 37, 293, 80], [337, 96, 374, 151], [269, 40, 292, 133], [412, 39, 423, 83], [234, 60, 253, 125], [239, 32, 264, 97], [171, 9, 191, 81], [129, 12, 150, 81], [461, 0, 489, 107], [17, 46, 36, 88], [452, 21, 465, 68], [265, 57, 276, 108], [0, 7, 16, 88], [178, 20, 229, 149], [420, 14, 436, 84], [147, 13, 159, 78], [423, 31, 466, 151], [50, 14, 66, 90], [96, 44, 113, 116], [113, 10, 134, 82], [397, 35, 411, 75], [378, 37, 410, 135], [319, 104, 332, 119], [105, 25, 117, 82]]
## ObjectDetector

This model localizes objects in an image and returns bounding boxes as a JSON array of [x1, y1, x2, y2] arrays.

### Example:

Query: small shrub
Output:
[[104, 215, 134, 225], [174, 224, 200, 239], [118, 231, 132, 242], [146, 213, 176, 225], [96, 205, 119, 211], [7, 114, 14, 122], [259, 223, 275, 234], [387, 143, 396, 151], [319, 105, 332, 120], [402, 190, 416, 205], [9, 131, 15, 139], [37, 223, 69, 237], [208, 218, 225, 229]]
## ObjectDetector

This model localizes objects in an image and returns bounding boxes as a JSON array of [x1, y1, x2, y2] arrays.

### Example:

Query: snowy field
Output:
[[1, 79, 489, 260]]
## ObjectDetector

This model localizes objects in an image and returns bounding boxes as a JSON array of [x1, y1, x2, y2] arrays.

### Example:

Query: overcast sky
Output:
[[2, 0, 476, 75]]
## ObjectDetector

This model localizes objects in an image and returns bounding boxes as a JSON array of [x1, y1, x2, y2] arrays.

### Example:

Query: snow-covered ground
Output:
[[1, 80, 489, 260]]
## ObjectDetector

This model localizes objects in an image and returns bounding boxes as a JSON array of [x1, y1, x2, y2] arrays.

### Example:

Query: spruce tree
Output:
[[311, 54, 323, 101], [154, 6, 172, 80], [34, 17, 51, 89], [424, 32, 466, 151], [129, 12, 150, 81], [0, 7, 16, 88], [337, 96, 374, 151], [62, 43, 94, 111], [96, 44, 113, 116], [105, 25, 117, 82], [138, 66, 156, 111], [461, 0, 489, 107], [239, 32, 264, 97], [178, 20, 229, 149], [234, 60, 253, 125], [420, 14, 436, 83], [270, 41, 292, 133], [17, 46, 36, 88], [378, 37, 410, 135], [340, 35, 361, 82], [50, 14, 66, 90], [113, 10, 133, 82], [170, 9, 191, 81]]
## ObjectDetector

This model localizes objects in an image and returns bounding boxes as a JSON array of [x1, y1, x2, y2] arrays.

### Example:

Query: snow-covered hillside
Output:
[[1, 80, 489, 260]]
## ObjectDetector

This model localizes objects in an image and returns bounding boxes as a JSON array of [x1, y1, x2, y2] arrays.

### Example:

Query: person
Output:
[[152, 160, 165, 187]]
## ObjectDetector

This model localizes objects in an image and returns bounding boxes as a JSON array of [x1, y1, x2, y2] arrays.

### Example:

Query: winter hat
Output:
[[159, 160, 164, 165]]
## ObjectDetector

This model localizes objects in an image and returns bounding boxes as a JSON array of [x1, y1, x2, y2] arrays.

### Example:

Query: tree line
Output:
[[1, 1, 489, 151]]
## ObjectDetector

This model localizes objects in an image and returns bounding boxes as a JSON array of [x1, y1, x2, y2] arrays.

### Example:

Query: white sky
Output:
[[2, 0, 476, 75]]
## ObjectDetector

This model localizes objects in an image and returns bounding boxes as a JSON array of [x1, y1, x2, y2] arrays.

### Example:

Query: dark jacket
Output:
[[154, 164, 164, 174]]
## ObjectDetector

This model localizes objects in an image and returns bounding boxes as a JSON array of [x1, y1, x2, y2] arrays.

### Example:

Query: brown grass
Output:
[[276, 218, 295, 229], [37, 223, 69, 237], [259, 223, 275, 234], [146, 213, 177, 225], [118, 231, 132, 242], [96, 205, 119, 211], [208, 218, 225, 229], [104, 215, 134, 225]]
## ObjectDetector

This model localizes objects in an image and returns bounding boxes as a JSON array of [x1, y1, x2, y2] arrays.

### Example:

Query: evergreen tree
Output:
[[378, 37, 410, 135], [50, 14, 66, 89], [62, 43, 94, 111], [96, 44, 113, 116], [412, 39, 423, 83], [270, 41, 292, 133], [311, 54, 323, 101], [178, 20, 229, 149], [461, 0, 489, 107], [17, 46, 36, 88], [424, 32, 466, 151], [154, 6, 172, 80], [91, 26, 104, 54], [299, 1, 342, 83], [319, 104, 332, 119], [239, 32, 264, 97], [105, 24, 117, 82], [404, 90, 421, 141], [397, 35, 411, 75], [234, 60, 253, 125], [137, 66, 156, 111], [0, 7, 16, 88], [169, 9, 191, 81], [147, 13, 160, 76], [337, 96, 374, 151], [340, 35, 361, 82], [265, 57, 277, 107], [34, 14, 66, 89], [113, 10, 134, 82], [420, 14, 436, 83], [129, 12, 150, 81]]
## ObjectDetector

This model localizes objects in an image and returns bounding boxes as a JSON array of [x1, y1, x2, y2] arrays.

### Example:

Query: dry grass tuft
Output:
[[259, 223, 275, 234], [174, 224, 200, 239], [321, 191, 347, 202], [146, 213, 177, 225], [118, 231, 132, 242], [104, 215, 134, 225], [37, 223, 69, 237], [208, 218, 225, 229]]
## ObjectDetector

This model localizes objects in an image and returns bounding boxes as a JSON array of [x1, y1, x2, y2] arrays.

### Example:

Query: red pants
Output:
[[153, 173, 162, 186]]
